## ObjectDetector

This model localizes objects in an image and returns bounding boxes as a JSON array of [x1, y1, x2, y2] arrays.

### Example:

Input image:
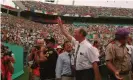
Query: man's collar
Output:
[[64, 51, 70, 55], [115, 41, 122, 47], [79, 39, 86, 45]]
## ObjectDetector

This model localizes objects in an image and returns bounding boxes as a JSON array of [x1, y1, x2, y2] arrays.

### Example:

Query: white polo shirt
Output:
[[72, 37, 99, 70]]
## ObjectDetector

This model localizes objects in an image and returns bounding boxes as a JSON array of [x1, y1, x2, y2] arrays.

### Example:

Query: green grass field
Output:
[[14, 67, 29, 80], [14, 65, 109, 80]]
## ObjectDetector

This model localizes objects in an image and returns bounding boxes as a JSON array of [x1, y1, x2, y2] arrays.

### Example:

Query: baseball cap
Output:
[[115, 28, 130, 40], [44, 36, 56, 44], [115, 28, 130, 37]]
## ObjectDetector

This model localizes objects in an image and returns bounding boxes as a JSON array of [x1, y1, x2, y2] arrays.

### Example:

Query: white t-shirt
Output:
[[71, 37, 99, 70], [126, 44, 133, 63]]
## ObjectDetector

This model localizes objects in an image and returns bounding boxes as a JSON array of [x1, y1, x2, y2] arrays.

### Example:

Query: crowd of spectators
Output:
[[21, 1, 133, 17], [1, 13, 133, 49], [1, 13, 72, 48]]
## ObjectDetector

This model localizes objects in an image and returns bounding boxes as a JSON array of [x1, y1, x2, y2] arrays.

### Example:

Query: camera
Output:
[[3, 51, 12, 57], [2, 50, 13, 65], [31, 62, 38, 69]]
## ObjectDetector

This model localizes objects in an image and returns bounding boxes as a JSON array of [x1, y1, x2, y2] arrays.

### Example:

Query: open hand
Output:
[[57, 17, 63, 26], [115, 71, 123, 80]]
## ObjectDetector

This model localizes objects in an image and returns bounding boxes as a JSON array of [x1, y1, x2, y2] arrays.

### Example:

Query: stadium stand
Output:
[[1, 1, 133, 79], [21, 1, 133, 18], [1, 13, 133, 47]]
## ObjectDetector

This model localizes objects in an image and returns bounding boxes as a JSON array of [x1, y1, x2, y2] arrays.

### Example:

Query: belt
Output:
[[61, 74, 73, 77], [76, 68, 93, 72], [119, 71, 129, 75]]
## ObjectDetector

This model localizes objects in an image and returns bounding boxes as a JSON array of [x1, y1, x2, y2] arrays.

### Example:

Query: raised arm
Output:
[[57, 17, 72, 41]]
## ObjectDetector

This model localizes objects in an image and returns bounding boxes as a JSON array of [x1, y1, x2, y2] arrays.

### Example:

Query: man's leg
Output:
[[75, 70, 82, 80], [76, 69, 94, 80], [81, 69, 94, 80]]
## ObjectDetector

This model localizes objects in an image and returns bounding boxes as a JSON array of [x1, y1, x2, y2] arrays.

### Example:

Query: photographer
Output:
[[28, 39, 45, 80], [28, 46, 41, 80], [1, 45, 15, 80]]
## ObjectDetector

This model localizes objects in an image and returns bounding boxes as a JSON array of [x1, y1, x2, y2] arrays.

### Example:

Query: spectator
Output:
[[57, 17, 101, 80], [105, 28, 132, 80], [126, 37, 133, 79], [1, 45, 15, 80], [21, 1, 133, 18], [56, 41, 74, 80], [28, 45, 41, 80], [56, 45, 64, 55]]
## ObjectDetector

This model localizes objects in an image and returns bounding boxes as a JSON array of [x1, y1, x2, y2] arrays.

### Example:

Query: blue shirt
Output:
[[55, 51, 72, 78]]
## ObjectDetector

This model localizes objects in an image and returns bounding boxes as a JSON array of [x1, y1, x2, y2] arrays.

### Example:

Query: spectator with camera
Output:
[[1, 45, 15, 80], [28, 39, 45, 80], [28, 45, 40, 80]]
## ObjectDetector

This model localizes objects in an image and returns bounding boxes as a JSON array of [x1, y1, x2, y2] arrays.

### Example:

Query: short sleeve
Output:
[[87, 46, 100, 63], [105, 44, 115, 61], [93, 47, 100, 57]]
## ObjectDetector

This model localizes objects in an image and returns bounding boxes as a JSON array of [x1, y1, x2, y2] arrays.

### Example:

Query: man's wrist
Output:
[[114, 70, 119, 75]]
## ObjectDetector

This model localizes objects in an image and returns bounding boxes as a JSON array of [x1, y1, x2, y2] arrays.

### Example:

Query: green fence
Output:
[[3, 43, 24, 80]]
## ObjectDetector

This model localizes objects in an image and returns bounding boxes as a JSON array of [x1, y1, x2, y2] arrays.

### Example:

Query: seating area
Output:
[[21, 1, 133, 17], [1, 13, 133, 47]]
